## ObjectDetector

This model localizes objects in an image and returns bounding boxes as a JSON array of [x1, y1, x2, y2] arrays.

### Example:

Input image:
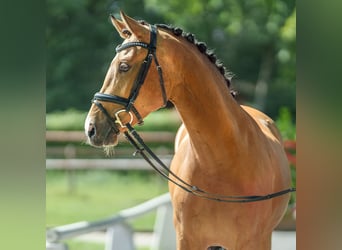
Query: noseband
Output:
[[92, 24, 167, 133], [90, 24, 296, 203]]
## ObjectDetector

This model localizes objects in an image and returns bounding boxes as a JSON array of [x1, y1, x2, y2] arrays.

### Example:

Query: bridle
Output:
[[91, 24, 296, 203], [92, 24, 167, 134]]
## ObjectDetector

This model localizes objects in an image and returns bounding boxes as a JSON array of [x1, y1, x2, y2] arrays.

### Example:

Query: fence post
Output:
[[105, 223, 135, 250], [151, 203, 176, 250], [64, 144, 77, 193]]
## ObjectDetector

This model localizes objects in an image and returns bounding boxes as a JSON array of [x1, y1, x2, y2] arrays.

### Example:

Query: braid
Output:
[[137, 21, 236, 97]]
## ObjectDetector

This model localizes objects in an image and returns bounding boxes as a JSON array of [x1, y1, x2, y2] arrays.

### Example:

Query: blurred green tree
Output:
[[145, 0, 296, 118], [47, 0, 295, 120], [47, 0, 147, 112]]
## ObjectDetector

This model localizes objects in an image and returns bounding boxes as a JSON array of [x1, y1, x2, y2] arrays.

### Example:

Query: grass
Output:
[[65, 240, 149, 250], [46, 170, 169, 231], [65, 241, 103, 250]]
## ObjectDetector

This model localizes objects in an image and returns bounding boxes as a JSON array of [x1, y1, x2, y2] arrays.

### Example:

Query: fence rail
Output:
[[46, 131, 296, 169], [46, 193, 176, 250], [46, 130, 176, 143]]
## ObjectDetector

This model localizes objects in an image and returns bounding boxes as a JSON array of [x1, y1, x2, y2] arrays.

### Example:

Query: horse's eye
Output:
[[119, 62, 131, 72]]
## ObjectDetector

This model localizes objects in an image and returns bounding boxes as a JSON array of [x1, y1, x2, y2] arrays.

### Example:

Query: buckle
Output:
[[114, 109, 134, 128]]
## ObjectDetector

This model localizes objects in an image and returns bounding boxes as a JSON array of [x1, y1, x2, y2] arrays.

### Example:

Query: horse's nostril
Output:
[[88, 124, 96, 138]]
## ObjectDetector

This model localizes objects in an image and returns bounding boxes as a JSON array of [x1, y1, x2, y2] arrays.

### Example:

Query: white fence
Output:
[[46, 130, 175, 170], [46, 131, 175, 143], [46, 193, 176, 250], [46, 131, 177, 249]]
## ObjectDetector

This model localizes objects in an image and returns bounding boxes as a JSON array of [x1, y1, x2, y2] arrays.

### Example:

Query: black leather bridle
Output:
[[92, 24, 167, 134], [90, 24, 296, 203]]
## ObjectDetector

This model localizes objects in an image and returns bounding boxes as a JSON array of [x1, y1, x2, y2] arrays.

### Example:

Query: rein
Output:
[[91, 24, 296, 203], [123, 123, 296, 203]]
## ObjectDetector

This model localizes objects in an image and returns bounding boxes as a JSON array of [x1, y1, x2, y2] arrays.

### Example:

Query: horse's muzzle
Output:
[[85, 117, 119, 147]]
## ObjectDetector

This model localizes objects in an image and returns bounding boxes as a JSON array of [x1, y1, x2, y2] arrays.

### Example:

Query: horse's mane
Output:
[[138, 21, 236, 97]]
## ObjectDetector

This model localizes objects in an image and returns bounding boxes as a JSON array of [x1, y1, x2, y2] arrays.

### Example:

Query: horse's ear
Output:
[[120, 11, 149, 41], [110, 14, 128, 39]]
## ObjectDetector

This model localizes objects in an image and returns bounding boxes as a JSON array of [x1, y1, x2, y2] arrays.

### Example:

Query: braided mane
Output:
[[135, 21, 236, 97]]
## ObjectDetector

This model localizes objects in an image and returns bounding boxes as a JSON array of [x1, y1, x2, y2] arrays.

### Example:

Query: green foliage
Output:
[[47, 0, 122, 112], [289, 166, 296, 205], [46, 108, 182, 131], [145, 0, 296, 117], [135, 109, 182, 132], [275, 106, 296, 140], [275, 106, 296, 205], [46, 109, 87, 131], [47, 0, 295, 119]]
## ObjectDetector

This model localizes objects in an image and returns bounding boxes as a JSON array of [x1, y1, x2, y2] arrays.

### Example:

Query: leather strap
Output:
[[92, 24, 166, 126], [124, 122, 296, 203]]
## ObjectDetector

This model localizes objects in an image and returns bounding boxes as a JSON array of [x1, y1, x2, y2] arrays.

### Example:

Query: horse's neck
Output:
[[166, 42, 248, 159]]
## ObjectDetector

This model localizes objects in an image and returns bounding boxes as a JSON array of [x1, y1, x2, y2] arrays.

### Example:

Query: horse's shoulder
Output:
[[241, 105, 283, 143], [174, 123, 188, 152]]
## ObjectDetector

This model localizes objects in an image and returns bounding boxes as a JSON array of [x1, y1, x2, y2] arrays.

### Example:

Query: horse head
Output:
[[85, 12, 170, 147]]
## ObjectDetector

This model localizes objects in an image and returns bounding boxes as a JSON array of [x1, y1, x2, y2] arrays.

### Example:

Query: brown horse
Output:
[[85, 12, 292, 250]]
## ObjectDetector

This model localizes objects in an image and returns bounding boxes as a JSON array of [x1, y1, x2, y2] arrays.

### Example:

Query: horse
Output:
[[84, 12, 292, 250]]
